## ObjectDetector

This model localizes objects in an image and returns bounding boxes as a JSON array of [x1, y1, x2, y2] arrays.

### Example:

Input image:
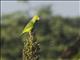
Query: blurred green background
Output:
[[1, 1, 80, 60]]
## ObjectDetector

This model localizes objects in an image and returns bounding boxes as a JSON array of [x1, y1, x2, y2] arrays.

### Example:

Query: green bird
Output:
[[21, 15, 39, 35]]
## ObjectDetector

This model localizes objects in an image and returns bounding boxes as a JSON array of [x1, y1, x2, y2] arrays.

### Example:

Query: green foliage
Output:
[[1, 8, 80, 60]]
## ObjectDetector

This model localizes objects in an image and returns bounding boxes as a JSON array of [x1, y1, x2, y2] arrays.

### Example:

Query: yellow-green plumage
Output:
[[21, 15, 39, 35]]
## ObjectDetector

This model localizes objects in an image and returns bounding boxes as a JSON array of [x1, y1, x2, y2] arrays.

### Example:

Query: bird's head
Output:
[[33, 15, 40, 21]]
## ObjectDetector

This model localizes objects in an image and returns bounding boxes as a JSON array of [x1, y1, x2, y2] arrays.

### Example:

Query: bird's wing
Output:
[[22, 21, 34, 34]]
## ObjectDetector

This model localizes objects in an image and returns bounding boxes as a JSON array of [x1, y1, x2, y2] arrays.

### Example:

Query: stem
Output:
[[23, 32, 40, 60]]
